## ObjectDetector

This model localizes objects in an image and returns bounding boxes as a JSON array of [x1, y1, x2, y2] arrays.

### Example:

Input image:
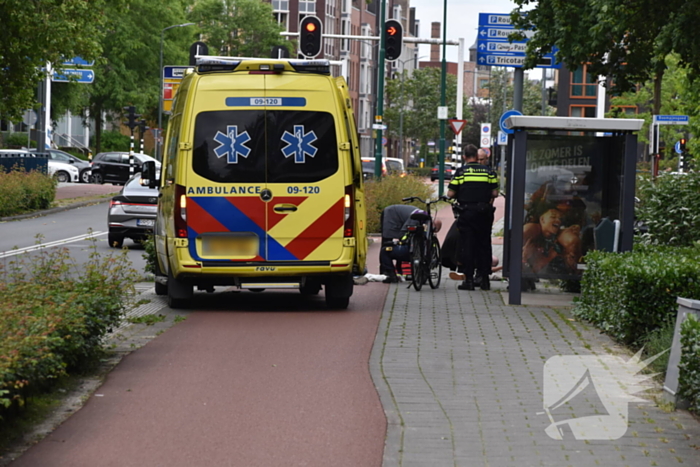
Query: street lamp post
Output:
[[158, 22, 195, 161]]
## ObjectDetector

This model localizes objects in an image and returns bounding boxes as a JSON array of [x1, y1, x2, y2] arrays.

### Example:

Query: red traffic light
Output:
[[387, 26, 397, 36]]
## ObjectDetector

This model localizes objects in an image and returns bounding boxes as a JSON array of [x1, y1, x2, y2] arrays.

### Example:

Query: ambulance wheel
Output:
[[324, 274, 352, 310], [325, 296, 349, 309], [167, 269, 192, 309], [300, 279, 321, 295]]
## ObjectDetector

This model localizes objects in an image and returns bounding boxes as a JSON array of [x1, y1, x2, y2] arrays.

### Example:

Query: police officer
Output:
[[447, 144, 498, 291]]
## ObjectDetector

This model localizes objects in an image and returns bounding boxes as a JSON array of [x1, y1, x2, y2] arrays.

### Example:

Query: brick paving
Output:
[[370, 196, 700, 467], [370, 281, 700, 466]]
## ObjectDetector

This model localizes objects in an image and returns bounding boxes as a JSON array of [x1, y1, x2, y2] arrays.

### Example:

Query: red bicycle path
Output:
[[11, 250, 389, 466]]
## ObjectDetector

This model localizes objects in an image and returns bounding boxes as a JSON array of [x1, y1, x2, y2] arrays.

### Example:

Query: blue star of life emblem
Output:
[[281, 125, 318, 163], [213, 125, 252, 163]]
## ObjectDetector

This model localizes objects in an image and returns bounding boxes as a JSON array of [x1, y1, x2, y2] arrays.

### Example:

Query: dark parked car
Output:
[[91, 152, 160, 185], [29, 148, 92, 183], [430, 163, 456, 182], [107, 173, 158, 248]]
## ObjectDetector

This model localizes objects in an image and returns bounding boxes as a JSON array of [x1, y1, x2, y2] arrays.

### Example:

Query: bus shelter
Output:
[[502, 116, 644, 305]]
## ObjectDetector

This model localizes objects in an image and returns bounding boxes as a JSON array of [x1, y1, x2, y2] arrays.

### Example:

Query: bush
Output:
[[678, 314, 700, 412], [408, 167, 431, 178], [1, 132, 33, 149], [637, 172, 700, 246], [0, 170, 55, 217], [0, 238, 139, 414], [573, 245, 700, 345], [98, 130, 130, 152], [364, 174, 435, 233]]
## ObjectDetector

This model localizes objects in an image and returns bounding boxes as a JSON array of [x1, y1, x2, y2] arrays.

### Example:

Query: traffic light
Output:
[[122, 106, 140, 132], [139, 119, 149, 135], [384, 19, 403, 61], [680, 138, 687, 152], [299, 16, 322, 58]]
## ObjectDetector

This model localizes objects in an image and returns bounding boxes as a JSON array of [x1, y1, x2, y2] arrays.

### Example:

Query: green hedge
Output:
[[0, 170, 56, 217], [0, 242, 139, 416], [678, 315, 700, 412], [573, 245, 700, 345]]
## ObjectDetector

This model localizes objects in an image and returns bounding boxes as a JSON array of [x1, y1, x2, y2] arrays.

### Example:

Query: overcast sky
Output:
[[408, 0, 522, 63]]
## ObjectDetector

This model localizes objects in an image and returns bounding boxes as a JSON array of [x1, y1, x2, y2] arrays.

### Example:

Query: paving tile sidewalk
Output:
[[370, 196, 700, 467], [370, 281, 700, 467]]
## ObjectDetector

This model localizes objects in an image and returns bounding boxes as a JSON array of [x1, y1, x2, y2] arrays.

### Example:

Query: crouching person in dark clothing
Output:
[[379, 204, 441, 283]]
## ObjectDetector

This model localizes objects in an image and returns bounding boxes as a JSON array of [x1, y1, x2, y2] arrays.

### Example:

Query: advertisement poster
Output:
[[521, 135, 613, 280]]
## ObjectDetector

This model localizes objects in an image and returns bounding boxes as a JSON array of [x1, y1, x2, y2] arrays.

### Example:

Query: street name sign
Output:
[[653, 115, 689, 125], [61, 56, 95, 67]]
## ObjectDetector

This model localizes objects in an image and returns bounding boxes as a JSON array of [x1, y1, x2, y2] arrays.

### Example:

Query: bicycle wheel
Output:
[[410, 234, 425, 291], [428, 236, 442, 289]]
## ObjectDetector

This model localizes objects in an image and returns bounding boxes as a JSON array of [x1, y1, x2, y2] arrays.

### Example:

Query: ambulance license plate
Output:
[[202, 234, 259, 257]]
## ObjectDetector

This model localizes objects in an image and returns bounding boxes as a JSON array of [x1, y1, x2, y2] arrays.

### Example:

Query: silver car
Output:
[[107, 173, 158, 248]]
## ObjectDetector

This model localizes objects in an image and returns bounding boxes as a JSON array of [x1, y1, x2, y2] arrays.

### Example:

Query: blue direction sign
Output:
[[653, 115, 689, 125], [477, 12, 560, 69], [61, 56, 95, 67], [51, 68, 95, 83]]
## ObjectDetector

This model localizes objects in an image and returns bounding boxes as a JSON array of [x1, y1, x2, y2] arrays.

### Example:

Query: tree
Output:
[[384, 67, 461, 164], [0, 0, 109, 120], [188, 0, 288, 58], [86, 0, 192, 152], [510, 0, 700, 116]]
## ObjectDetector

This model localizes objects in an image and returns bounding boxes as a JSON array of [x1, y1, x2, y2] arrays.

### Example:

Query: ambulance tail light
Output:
[[343, 186, 354, 237], [175, 184, 188, 238]]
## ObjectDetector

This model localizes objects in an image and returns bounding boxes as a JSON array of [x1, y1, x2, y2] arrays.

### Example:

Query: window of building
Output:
[[571, 66, 597, 98], [299, 0, 316, 14], [272, 0, 289, 11], [274, 12, 288, 29], [570, 106, 596, 118], [479, 79, 489, 89]]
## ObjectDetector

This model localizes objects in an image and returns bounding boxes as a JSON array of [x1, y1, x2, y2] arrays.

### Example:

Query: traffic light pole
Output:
[[374, 0, 387, 179], [438, 0, 448, 197]]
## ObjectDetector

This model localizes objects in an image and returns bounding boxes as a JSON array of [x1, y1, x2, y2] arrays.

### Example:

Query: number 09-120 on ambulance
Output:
[[142, 57, 367, 310]]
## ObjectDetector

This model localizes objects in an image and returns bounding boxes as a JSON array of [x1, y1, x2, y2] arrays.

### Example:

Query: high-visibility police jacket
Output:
[[448, 162, 498, 206]]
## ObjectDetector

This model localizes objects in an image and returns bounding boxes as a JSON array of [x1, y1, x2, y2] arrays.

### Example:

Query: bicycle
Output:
[[401, 196, 447, 291]]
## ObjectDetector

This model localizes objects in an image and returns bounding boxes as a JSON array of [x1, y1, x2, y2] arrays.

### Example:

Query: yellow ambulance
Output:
[[142, 57, 367, 309]]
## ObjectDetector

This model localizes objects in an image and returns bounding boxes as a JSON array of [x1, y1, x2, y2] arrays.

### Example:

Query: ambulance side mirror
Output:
[[141, 161, 159, 189]]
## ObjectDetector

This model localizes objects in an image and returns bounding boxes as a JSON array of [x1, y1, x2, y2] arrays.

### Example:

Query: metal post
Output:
[[129, 130, 135, 178], [437, 0, 448, 197], [374, 0, 387, 177], [513, 68, 524, 112], [508, 129, 527, 305]]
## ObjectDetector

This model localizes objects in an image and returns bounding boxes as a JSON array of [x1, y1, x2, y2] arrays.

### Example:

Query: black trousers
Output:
[[457, 208, 493, 279]]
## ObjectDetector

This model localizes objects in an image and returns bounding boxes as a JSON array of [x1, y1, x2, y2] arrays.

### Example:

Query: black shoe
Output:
[[480, 275, 490, 291], [383, 275, 399, 284], [458, 280, 474, 291], [473, 274, 482, 286]]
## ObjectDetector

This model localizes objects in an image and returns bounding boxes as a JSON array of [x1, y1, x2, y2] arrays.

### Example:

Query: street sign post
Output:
[[500, 110, 523, 135], [653, 115, 689, 125], [162, 66, 191, 113], [476, 12, 560, 69], [61, 56, 95, 67], [480, 123, 491, 148], [449, 119, 466, 135], [51, 69, 95, 83]]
